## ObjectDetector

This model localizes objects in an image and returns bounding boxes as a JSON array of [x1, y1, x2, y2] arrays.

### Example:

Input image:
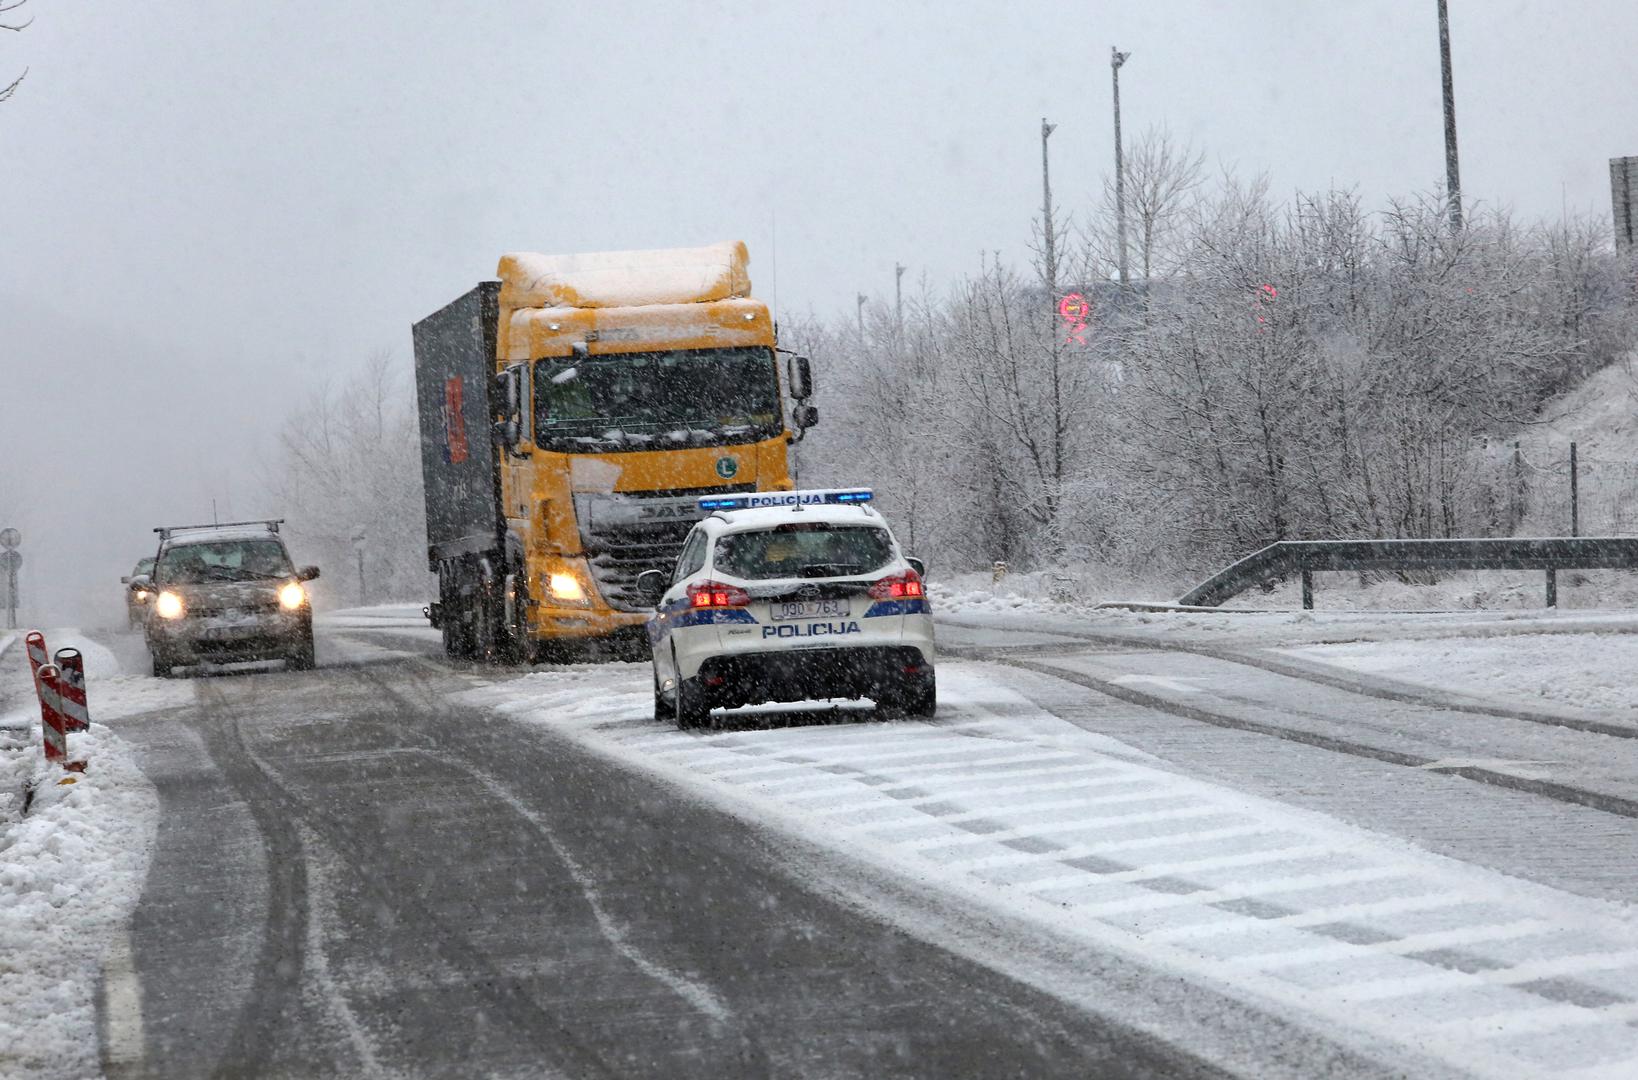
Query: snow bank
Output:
[[1285, 633, 1638, 716], [0, 723, 159, 1080]]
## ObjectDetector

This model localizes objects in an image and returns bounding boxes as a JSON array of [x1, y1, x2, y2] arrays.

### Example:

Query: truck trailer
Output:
[[412, 241, 816, 661]]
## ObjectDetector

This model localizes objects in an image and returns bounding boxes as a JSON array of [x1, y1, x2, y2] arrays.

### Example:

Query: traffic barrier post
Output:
[[25, 630, 48, 680], [54, 647, 90, 733], [37, 662, 67, 766]]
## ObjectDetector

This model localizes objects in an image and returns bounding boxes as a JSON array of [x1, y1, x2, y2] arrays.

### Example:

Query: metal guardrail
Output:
[[1179, 537, 1638, 609]]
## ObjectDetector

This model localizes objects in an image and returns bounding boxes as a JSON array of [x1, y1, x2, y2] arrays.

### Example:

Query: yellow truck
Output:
[[413, 241, 816, 661]]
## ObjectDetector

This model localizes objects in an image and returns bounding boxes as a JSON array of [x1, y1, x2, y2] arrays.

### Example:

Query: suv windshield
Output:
[[714, 523, 895, 580], [533, 346, 780, 452], [155, 540, 293, 584]]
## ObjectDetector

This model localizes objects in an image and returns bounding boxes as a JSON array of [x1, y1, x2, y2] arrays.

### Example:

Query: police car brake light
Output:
[[697, 488, 873, 512], [868, 569, 924, 600], [687, 580, 751, 609]]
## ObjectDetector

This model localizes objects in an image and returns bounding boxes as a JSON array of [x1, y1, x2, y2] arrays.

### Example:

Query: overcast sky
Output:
[[3, 0, 1636, 620]]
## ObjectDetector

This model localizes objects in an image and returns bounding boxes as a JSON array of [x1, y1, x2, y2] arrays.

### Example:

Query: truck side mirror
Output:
[[794, 404, 819, 430], [635, 569, 668, 605], [493, 419, 519, 447], [298, 566, 321, 582], [788, 355, 813, 401]]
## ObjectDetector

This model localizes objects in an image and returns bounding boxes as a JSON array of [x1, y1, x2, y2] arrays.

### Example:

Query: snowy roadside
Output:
[[0, 631, 173, 1080], [456, 662, 1638, 1080], [1282, 633, 1638, 717]]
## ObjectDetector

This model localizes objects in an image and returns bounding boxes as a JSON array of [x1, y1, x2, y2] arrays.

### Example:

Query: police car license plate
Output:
[[770, 598, 850, 621]]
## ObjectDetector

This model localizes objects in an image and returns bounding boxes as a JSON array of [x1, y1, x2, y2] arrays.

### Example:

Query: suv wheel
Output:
[[288, 630, 316, 672], [151, 653, 172, 678]]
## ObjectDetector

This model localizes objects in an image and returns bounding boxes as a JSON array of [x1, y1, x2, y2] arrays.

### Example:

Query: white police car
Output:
[[638, 489, 935, 729]]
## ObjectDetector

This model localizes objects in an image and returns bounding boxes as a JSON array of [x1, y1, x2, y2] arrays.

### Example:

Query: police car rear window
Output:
[[714, 524, 894, 581]]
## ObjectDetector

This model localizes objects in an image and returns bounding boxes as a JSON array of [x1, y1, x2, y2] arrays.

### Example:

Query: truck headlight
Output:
[[542, 562, 594, 608], [279, 582, 307, 610], [155, 591, 185, 619]]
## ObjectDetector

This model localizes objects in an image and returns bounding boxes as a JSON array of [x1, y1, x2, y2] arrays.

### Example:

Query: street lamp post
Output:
[[1437, 0, 1463, 231], [1112, 47, 1131, 287], [1041, 117, 1058, 299]]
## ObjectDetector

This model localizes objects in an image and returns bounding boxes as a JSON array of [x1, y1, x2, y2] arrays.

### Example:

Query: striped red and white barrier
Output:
[[24, 630, 48, 680], [36, 662, 68, 766], [54, 647, 89, 733]]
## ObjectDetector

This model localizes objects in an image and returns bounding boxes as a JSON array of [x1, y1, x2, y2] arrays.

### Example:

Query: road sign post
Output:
[[0, 527, 19, 630]]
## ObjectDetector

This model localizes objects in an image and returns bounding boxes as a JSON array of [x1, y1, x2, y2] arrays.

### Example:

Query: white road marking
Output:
[[101, 929, 145, 1067]]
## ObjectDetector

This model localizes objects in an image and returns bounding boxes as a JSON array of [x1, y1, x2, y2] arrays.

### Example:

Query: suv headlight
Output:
[[155, 591, 185, 619], [279, 582, 307, 610]]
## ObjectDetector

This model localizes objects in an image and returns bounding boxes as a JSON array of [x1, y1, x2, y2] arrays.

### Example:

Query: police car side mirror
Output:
[[635, 569, 668, 604], [906, 557, 927, 579]]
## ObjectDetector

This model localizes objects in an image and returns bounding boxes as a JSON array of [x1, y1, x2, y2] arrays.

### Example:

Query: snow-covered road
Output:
[[6, 603, 1636, 1079], [457, 651, 1638, 1080]]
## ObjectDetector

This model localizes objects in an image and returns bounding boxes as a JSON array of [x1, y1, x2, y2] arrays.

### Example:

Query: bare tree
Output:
[[1092, 126, 1206, 281], [0, 0, 31, 104]]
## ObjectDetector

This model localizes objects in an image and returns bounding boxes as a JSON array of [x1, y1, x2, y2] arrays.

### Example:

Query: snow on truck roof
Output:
[[497, 241, 751, 311]]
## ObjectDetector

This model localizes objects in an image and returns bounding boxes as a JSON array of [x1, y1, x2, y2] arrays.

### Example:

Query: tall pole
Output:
[[855, 292, 868, 345], [1112, 47, 1131, 286], [894, 263, 906, 341], [1040, 118, 1058, 298], [1437, 0, 1463, 231]]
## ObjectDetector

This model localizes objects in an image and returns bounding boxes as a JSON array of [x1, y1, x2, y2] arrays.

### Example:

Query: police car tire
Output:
[[675, 677, 710, 730], [653, 671, 675, 721], [907, 679, 937, 718]]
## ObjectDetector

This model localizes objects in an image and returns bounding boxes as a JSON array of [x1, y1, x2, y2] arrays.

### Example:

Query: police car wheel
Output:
[[653, 670, 675, 721], [906, 678, 937, 718], [675, 677, 710, 730]]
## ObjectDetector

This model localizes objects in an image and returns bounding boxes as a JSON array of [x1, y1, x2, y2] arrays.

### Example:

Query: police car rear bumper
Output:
[[694, 644, 932, 710]]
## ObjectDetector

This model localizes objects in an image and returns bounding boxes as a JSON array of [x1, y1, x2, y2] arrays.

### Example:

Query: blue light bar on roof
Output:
[[698, 488, 874, 512]]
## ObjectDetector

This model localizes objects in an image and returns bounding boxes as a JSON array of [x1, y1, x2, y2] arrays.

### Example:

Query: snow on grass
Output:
[[1284, 633, 1638, 716], [0, 724, 159, 1080]]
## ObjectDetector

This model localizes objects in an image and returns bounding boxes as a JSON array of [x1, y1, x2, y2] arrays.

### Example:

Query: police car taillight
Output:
[[868, 569, 924, 600], [687, 580, 751, 608]]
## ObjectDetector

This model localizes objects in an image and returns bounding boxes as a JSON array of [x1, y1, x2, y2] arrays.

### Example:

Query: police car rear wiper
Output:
[[798, 563, 865, 578]]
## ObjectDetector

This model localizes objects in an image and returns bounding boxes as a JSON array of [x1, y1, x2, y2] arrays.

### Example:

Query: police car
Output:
[[638, 489, 935, 729]]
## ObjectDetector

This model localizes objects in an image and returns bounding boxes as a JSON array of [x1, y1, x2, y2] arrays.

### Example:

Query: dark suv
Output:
[[136, 520, 320, 677]]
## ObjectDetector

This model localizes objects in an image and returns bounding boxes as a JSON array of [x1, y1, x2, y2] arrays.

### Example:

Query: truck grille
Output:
[[577, 485, 755, 612]]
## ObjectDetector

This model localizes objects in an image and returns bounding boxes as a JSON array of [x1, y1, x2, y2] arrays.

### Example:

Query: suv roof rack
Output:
[[155, 519, 284, 540]]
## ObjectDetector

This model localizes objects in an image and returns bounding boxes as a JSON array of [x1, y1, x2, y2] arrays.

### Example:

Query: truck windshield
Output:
[[533, 346, 781, 452]]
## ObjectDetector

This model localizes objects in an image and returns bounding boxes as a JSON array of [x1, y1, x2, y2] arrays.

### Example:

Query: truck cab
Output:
[[414, 242, 817, 662]]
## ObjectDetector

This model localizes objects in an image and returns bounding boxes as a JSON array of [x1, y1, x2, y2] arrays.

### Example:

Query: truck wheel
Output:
[[675, 676, 710, 730], [151, 653, 171, 678]]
